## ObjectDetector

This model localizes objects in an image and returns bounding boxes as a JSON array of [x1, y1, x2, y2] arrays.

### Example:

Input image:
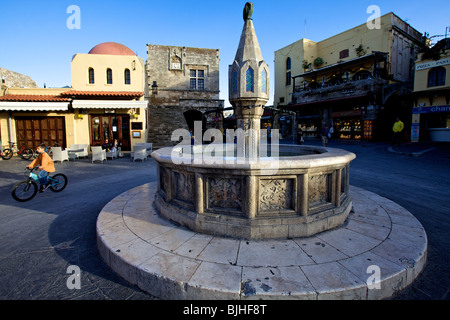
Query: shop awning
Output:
[[0, 101, 70, 111], [72, 100, 148, 109]]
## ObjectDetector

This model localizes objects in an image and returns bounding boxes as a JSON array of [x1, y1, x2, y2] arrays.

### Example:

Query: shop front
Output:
[[0, 96, 71, 149], [332, 110, 364, 140], [297, 115, 321, 139], [412, 105, 450, 142], [72, 99, 148, 151]]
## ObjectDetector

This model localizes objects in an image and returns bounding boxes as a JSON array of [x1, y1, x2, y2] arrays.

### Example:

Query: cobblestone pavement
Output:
[[0, 141, 449, 300]]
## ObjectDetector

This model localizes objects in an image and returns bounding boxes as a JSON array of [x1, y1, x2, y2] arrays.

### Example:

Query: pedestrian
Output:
[[321, 125, 330, 147], [391, 117, 404, 147], [328, 126, 334, 142], [267, 125, 272, 144], [27, 143, 55, 193], [297, 127, 304, 145]]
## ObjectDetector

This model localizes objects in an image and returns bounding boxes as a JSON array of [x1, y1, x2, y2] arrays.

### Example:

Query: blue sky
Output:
[[1, 0, 449, 106]]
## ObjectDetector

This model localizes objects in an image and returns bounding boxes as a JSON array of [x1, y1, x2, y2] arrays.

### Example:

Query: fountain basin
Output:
[[152, 144, 356, 240]]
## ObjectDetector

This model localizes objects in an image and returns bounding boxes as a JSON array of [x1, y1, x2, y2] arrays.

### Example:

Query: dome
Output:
[[88, 42, 135, 56]]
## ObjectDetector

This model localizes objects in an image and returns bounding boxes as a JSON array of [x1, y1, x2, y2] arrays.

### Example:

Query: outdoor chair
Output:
[[69, 144, 88, 158], [131, 146, 147, 162], [135, 142, 153, 157], [51, 147, 69, 163], [106, 149, 118, 160], [91, 146, 106, 163]]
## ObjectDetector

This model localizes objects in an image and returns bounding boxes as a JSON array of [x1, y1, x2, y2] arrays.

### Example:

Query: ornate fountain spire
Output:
[[229, 3, 270, 158], [229, 2, 269, 108]]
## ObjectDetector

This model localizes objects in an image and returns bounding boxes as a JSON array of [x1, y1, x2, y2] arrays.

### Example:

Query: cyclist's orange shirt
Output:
[[29, 152, 55, 173]]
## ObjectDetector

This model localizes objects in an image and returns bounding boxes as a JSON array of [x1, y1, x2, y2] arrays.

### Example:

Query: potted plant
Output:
[[314, 57, 324, 67], [355, 44, 366, 57]]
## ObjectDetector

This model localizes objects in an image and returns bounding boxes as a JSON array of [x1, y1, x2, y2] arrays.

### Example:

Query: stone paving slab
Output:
[[96, 183, 428, 300]]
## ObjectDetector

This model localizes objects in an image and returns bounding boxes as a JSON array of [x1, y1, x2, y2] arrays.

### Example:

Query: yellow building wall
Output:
[[414, 54, 450, 93], [274, 12, 421, 107], [1, 52, 147, 151], [71, 54, 145, 92]]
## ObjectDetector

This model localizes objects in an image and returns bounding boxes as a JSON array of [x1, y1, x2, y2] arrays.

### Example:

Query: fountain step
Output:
[[96, 183, 427, 300]]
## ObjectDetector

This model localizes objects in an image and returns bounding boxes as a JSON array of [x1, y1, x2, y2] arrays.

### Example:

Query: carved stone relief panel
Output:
[[207, 177, 242, 212], [259, 178, 294, 212], [173, 171, 195, 204], [308, 174, 331, 207]]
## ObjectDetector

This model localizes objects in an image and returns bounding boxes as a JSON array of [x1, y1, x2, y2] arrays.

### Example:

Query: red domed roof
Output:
[[88, 42, 135, 56]]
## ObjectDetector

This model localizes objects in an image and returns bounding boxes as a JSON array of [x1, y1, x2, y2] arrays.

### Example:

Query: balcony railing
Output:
[[292, 77, 387, 105]]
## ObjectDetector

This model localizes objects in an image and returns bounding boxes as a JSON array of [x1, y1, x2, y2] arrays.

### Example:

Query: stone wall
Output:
[[0, 67, 38, 89], [146, 45, 223, 147]]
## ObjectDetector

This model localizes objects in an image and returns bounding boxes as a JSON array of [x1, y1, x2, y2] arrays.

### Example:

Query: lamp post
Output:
[[151, 81, 158, 95]]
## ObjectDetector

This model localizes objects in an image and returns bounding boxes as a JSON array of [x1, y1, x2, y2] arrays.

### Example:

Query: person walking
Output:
[[391, 117, 404, 147], [297, 127, 304, 145], [321, 125, 330, 147]]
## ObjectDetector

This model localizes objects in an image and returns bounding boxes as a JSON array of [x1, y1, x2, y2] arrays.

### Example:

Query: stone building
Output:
[[0, 42, 148, 151], [411, 38, 450, 142], [0, 67, 37, 89], [274, 12, 424, 141], [145, 45, 224, 148]]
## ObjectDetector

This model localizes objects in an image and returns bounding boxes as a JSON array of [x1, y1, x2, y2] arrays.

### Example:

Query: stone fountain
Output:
[[152, 3, 355, 240], [96, 3, 427, 300]]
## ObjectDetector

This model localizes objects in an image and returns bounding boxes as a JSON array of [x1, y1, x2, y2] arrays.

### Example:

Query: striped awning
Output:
[[72, 100, 148, 109], [0, 101, 70, 111]]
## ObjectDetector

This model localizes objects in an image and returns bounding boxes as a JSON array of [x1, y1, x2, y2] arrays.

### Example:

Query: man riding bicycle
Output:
[[27, 143, 55, 192]]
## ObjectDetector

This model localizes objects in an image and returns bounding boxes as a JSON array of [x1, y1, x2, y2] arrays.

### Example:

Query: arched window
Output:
[[106, 68, 113, 84], [124, 69, 131, 85], [428, 67, 446, 87], [261, 69, 267, 93], [286, 58, 292, 86], [286, 57, 291, 70], [88, 68, 95, 84], [232, 70, 238, 94], [246, 67, 254, 92]]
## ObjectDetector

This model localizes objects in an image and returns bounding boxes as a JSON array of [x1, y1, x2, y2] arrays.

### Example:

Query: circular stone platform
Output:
[[96, 182, 427, 300]]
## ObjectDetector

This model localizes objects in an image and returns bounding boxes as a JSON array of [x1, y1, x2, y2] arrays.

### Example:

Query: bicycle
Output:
[[31, 142, 60, 159], [11, 167, 68, 202], [1, 141, 34, 160]]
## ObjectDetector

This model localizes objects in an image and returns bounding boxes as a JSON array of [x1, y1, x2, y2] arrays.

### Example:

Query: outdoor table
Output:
[[67, 149, 83, 161]]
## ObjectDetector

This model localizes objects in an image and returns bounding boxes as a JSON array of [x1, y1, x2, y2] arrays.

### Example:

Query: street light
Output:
[[151, 81, 158, 95]]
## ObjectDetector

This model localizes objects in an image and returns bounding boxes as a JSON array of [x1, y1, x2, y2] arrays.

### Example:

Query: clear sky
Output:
[[1, 0, 449, 107]]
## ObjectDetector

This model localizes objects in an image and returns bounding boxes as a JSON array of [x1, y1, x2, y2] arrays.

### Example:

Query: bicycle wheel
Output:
[[49, 174, 68, 192], [21, 148, 34, 160], [12, 180, 38, 202], [2, 148, 13, 160]]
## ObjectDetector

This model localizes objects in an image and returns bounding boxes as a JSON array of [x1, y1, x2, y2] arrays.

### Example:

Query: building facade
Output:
[[411, 39, 450, 142], [145, 45, 224, 147], [0, 42, 148, 152], [274, 12, 423, 141]]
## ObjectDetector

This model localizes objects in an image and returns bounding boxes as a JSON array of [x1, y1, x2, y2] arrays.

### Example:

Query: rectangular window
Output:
[[190, 78, 197, 90], [340, 49, 349, 59], [198, 78, 204, 91], [286, 71, 291, 86], [190, 69, 205, 91]]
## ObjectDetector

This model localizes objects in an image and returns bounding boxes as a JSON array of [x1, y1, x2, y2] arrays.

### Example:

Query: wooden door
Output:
[[90, 115, 131, 151], [15, 117, 66, 149]]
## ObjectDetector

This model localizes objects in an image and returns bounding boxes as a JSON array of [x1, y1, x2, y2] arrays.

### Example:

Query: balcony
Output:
[[292, 77, 388, 106]]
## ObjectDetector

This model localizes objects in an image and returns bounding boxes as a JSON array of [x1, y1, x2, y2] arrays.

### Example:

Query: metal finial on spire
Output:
[[243, 2, 253, 21]]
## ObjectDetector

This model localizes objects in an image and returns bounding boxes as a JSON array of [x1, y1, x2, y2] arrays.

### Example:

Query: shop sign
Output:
[[331, 110, 362, 118], [415, 58, 450, 71], [411, 123, 420, 143], [412, 105, 450, 114]]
